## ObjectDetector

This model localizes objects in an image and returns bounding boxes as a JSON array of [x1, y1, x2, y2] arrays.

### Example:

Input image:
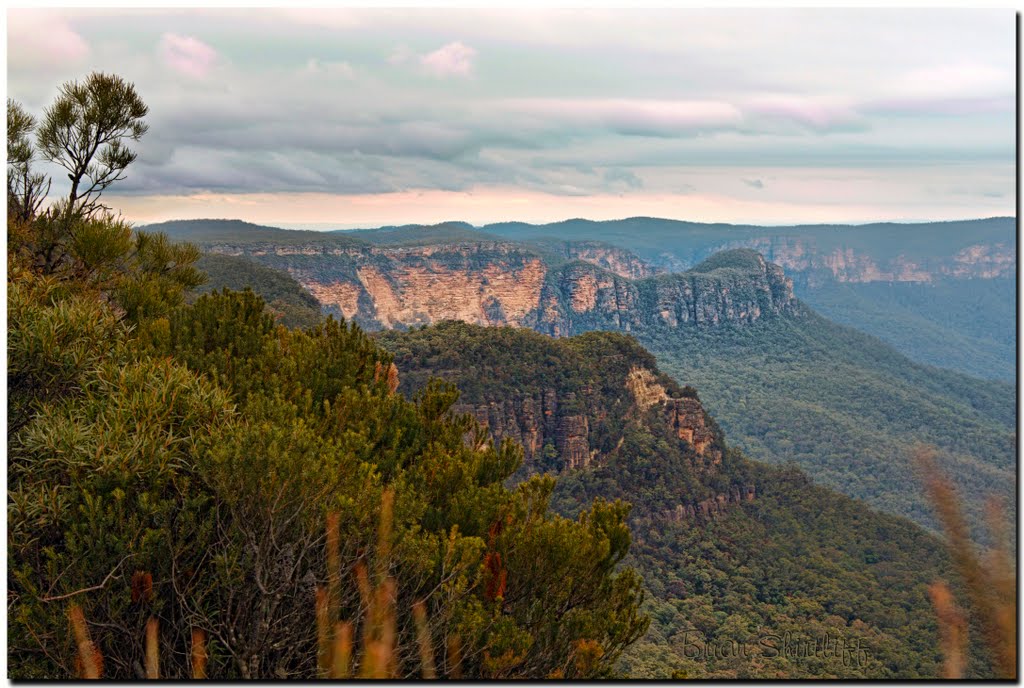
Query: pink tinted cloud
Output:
[[159, 33, 218, 78], [8, 10, 90, 67], [506, 98, 743, 136], [420, 42, 477, 77], [744, 95, 864, 131]]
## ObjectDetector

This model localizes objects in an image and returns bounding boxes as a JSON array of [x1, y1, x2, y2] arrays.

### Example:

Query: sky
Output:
[[6, 8, 1017, 229]]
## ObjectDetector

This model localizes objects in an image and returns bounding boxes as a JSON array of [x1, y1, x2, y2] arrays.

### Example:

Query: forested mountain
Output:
[[194, 253, 324, 329], [480, 216, 1016, 382], [375, 322, 980, 678], [153, 220, 1013, 542], [634, 308, 1014, 543], [801, 277, 1015, 382], [144, 215, 1016, 382], [10, 249, 648, 679]]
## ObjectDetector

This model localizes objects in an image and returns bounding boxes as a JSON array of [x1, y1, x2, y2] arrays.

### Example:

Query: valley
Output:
[[163, 217, 1016, 542]]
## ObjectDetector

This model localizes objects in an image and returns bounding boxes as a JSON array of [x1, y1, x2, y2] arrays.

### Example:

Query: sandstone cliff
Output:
[[713, 236, 1015, 288], [201, 238, 688, 332], [526, 249, 797, 336], [209, 238, 797, 336]]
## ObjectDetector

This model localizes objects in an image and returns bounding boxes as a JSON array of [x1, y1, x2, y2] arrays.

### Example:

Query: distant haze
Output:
[[7, 8, 1015, 227]]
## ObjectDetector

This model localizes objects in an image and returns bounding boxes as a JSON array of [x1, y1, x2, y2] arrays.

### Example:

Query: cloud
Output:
[[604, 168, 644, 189], [159, 33, 218, 78], [505, 98, 744, 138], [419, 42, 477, 77], [10, 8, 1012, 224], [7, 10, 90, 68], [388, 45, 414, 65], [743, 95, 867, 133], [303, 58, 356, 79], [743, 178, 764, 189]]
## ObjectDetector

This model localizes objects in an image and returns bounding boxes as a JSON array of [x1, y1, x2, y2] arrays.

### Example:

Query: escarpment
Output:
[[198, 234, 799, 335], [526, 249, 798, 336], [714, 236, 1015, 288], [627, 366, 723, 472], [664, 484, 757, 522], [437, 347, 729, 480], [454, 390, 598, 470]]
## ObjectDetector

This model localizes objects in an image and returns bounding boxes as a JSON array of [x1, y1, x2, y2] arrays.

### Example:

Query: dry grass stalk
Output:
[[386, 363, 400, 395], [191, 628, 208, 679], [318, 489, 401, 680], [354, 584, 395, 679], [413, 601, 436, 679], [144, 617, 160, 679], [330, 621, 353, 679], [915, 446, 1017, 679], [928, 581, 968, 678], [68, 604, 102, 679]]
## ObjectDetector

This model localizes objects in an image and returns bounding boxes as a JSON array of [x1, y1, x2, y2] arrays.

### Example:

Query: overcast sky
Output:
[[7, 8, 1016, 228]]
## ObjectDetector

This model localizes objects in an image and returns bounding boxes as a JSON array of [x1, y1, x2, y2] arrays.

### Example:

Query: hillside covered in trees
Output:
[[7, 74, 647, 680], [147, 216, 1013, 544], [376, 321, 996, 678], [8, 71, 1015, 681], [193, 252, 324, 329]]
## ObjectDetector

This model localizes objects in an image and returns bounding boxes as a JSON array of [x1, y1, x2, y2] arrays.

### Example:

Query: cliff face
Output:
[[692, 237, 1015, 288], [205, 239, 681, 332], [453, 389, 598, 470], [527, 250, 797, 336], [453, 362, 728, 479], [378, 321, 757, 528], [453, 394, 596, 471], [476, 217, 1017, 289], [213, 239, 798, 335]]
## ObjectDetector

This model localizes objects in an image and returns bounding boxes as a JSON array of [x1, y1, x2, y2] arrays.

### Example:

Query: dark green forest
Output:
[[630, 310, 1014, 543], [802, 277, 1015, 383], [375, 321, 1004, 679], [194, 252, 324, 329]]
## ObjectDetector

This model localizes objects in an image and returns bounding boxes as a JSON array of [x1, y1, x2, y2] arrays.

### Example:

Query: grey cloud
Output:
[[604, 168, 644, 189], [10, 8, 1014, 206], [743, 178, 764, 189]]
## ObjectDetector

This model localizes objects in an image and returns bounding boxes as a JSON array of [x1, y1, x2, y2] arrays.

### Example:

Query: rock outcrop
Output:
[[627, 366, 723, 472], [665, 484, 757, 522], [528, 250, 797, 336], [708, 237, 1015, 288], [203, 238, 799, 336]]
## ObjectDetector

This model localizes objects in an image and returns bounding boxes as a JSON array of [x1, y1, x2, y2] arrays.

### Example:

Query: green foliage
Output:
[[36, 71, 149, 218], [636, 311, 1015, 543], [377, 321, 961, 678], [10, 264, 646, 680], [803, 277, 1015, 383], [193, 253, 323, 329], [689, 248, 766, 274], [7, 99, 50, 222]]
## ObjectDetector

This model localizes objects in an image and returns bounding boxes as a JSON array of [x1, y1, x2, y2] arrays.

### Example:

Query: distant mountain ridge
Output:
[[144, 219, 799, 333], [479, 216, 1016, 287], [143, 216, 1016, 381], [144, 215, 1016, 287]]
